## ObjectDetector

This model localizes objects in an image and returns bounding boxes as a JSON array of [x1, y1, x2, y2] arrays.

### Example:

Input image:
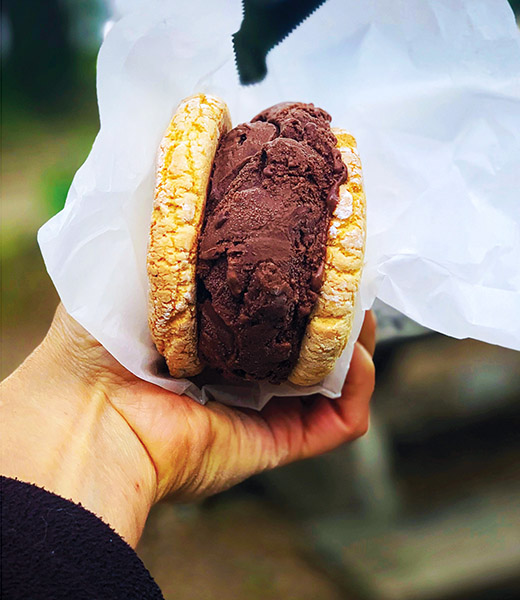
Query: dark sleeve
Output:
[[1, 476, 164, 600]]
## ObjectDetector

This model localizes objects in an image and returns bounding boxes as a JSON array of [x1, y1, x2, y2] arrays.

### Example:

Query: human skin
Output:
[[0, 304, 375, 548]]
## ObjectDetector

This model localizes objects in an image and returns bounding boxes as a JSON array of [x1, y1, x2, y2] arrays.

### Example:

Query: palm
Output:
[[61, 306, 375, 502]]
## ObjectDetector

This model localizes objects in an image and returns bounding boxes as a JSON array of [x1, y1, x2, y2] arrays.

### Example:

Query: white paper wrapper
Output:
[[38, 0, 520, 409]]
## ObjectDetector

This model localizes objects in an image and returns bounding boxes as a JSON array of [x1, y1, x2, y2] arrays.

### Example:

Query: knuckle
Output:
[[366, 359, 376, 392], [352, 414, 370, 440]]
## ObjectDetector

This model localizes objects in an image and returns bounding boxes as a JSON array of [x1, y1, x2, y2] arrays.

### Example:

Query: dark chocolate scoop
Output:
[[197, 102, 347, 383]]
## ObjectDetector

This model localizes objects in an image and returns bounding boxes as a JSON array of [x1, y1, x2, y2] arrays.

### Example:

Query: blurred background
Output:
[[2, 2, 520, 599]]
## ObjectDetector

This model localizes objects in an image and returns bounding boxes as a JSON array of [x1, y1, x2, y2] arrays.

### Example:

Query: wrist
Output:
[[0, 309, 157, 547]]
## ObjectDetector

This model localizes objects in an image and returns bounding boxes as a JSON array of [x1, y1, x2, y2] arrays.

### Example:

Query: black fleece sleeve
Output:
[[1, 476, 164, 600]]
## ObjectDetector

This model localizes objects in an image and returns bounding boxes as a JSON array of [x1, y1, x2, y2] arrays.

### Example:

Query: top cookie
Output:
[[147, 94, 231, 377]]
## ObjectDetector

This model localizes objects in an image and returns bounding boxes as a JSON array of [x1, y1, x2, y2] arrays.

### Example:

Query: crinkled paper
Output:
[[38, 0, 520, 408]]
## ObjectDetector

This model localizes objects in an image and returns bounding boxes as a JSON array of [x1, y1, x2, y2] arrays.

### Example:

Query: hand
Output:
[[1, 305, 375, 546]]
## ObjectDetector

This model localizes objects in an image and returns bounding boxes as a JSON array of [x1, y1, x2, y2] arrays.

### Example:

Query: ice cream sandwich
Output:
[[147, 94, 366, 386]]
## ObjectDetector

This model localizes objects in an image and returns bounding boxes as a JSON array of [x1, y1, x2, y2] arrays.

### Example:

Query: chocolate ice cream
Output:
[[197, 103, 347, 383]]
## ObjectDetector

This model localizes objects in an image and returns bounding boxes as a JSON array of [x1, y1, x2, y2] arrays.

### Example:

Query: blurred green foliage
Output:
[[510, 0, 520, 15], [2, 1, 99, 225], [40, 166, 77, 217]]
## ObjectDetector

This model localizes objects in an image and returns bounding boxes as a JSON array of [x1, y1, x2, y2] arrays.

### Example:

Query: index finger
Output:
[[357, 310, 377, 357]]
